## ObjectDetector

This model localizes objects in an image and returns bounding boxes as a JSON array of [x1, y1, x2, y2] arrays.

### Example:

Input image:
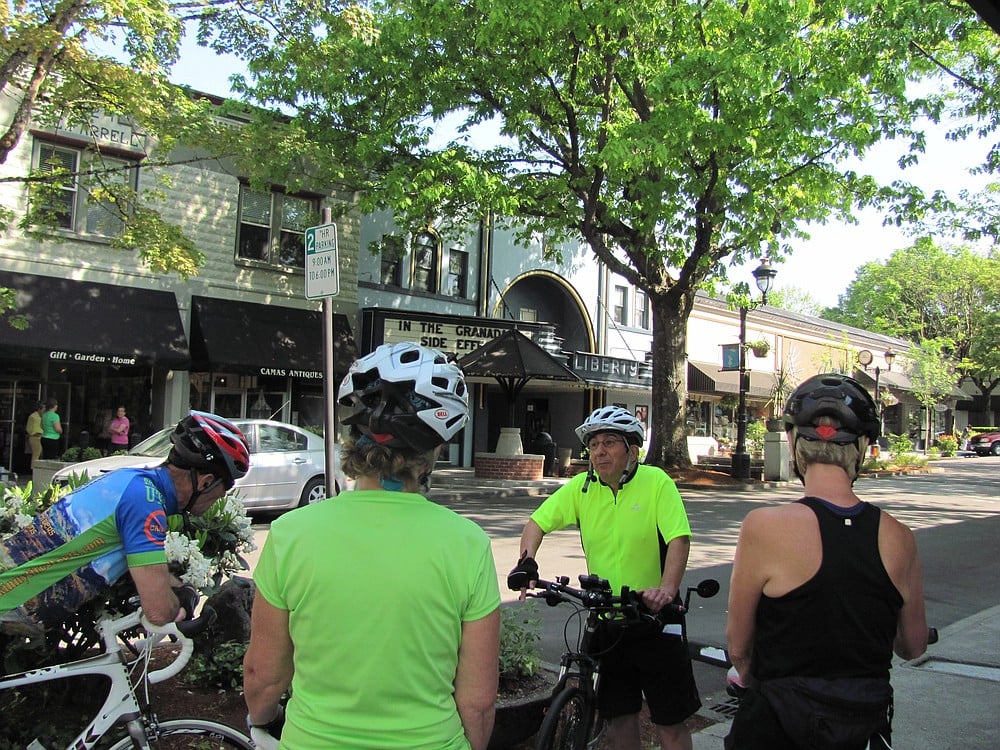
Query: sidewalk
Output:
[[424, 467, 1000, 750]]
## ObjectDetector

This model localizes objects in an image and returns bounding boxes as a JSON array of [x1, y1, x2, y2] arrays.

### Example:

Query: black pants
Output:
[[41, 437, 61, 459]]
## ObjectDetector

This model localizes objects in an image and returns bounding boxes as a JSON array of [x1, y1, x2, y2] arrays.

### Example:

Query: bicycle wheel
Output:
[[106, 718, 254, 749], [535, 686, 595, 750]]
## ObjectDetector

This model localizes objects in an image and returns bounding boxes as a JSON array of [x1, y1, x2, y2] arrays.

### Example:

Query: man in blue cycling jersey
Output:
[[0, 412, 250, 641], [510, 406, 699, 750]]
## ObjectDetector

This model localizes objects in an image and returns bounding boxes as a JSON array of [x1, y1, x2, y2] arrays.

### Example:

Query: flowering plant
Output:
[[166, 491, 256, 592], [935, 434, 958, 457]]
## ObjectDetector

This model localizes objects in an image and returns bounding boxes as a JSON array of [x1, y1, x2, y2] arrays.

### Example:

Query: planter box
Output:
[[474, 453, 544, 480], [32, 459, 74, 490]]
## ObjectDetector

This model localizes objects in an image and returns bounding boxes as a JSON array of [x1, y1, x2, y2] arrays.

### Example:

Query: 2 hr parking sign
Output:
[[305, 222, 340, 299]]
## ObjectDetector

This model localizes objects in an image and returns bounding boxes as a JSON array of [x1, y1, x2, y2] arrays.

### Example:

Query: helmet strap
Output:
[[378, 475, 405, 492], [184, 468, 204, 512]]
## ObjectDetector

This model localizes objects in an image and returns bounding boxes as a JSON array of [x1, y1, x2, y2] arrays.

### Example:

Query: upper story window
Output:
[[31, 140, 137, 237], [634, 291, 650, 330], [236, 185, 318, 270], [412, 229, 439, 293], [447, 248, 469, 298], [613, 285, 628, 326], [379, 235, 404, 286], [519, 307, 538, 323]]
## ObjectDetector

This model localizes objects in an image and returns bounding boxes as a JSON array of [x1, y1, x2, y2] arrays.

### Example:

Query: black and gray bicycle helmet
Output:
[[338, 342, 469, 452], [168, 411, 250, 485], [574, 405, 645, 447], [783, 374, 880, 443]]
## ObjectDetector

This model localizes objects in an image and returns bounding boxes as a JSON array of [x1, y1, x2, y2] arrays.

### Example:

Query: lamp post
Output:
[[731, 259, 778, 479]]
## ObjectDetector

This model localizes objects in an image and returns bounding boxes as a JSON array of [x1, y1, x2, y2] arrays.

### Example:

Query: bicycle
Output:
[[525, 574, 720, 750], [0, 604, 253, 749]]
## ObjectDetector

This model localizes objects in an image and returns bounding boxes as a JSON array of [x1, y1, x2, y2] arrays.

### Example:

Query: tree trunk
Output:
[[646, 287, 696, 471]]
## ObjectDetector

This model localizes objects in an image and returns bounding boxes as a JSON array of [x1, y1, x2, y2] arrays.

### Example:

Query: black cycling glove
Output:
[[247, 705, 285, 740], [507, 554, 539, 590], [172, 584, 200, 620]]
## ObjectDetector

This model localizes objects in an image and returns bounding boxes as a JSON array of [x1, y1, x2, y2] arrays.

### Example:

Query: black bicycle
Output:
[[525, 574, 720, 750]]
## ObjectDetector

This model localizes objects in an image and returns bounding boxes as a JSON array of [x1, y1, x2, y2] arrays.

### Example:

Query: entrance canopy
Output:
[[457, 328, 583, 423], [688, 361, 772, 398], [0, 271, 189, 368], [189, 296, 357, 378]]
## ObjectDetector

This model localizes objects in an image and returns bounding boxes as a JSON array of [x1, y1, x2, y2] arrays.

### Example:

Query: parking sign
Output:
[[305, 223, 340, 299]]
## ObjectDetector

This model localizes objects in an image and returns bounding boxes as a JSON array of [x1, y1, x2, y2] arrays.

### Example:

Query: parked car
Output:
[[969, 429, 1000, 457], [51, 420, 348, 512]]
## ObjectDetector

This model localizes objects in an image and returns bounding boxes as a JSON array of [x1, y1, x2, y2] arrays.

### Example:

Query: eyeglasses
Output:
[[587, 436, 626, 452]]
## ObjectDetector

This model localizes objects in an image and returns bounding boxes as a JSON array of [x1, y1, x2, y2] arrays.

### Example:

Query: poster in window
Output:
[[634, 405, 648, 427]]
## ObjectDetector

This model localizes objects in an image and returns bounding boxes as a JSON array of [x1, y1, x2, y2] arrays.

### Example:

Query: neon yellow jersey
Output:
[[531, 465, 691, 592], [254, 489, 500, 750]]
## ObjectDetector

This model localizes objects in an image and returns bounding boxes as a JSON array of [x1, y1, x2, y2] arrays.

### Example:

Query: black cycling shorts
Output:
[[595, 622, 702, 726]]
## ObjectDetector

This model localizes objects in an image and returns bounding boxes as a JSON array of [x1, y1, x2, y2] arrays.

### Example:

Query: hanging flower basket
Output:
[[747, 340, 771, 357]]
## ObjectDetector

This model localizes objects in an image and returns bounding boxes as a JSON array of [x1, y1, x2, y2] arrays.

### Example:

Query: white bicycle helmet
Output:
[[575, 405, 645, 447], [338, 342, 469, 452]]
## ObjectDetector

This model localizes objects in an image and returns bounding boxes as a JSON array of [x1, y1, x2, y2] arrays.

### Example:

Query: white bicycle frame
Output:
[[1, 609, 201, 749]]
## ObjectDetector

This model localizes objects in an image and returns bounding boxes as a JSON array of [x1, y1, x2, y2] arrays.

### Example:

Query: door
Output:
[[240, 422, 321, 510], [212, 389, 245, 419]]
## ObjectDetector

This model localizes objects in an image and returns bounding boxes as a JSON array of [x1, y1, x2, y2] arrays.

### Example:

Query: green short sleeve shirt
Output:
[[254, 489, 500, 750], [531, 464, 691, 592]]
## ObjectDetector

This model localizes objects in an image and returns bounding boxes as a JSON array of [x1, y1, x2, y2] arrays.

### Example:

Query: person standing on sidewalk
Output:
[[24, 401, 44, 469], [509, 405, 700, 750], [244, 343, 500, 750], [725, 374, 928, 750], [39, 398, 62, 459]]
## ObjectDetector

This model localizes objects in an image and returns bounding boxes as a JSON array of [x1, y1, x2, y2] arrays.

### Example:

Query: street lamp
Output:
[[731, 259, 778, 479]]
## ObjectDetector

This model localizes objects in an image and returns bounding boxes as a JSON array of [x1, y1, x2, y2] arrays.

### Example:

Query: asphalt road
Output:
[[247, 456, 1000, 714]]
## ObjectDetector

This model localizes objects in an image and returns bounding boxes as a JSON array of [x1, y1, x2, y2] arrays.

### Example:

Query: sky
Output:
[[167, 37, 994, 310]]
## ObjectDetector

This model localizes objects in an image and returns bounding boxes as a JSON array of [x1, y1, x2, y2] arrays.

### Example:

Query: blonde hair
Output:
[[792, 415, 868, 482], [341, 433, 436, 483]]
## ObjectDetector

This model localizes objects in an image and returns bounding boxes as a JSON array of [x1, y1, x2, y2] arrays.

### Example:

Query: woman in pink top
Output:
[[110, 406, 130, 449]]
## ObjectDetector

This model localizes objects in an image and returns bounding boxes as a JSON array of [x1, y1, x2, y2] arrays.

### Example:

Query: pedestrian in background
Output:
[[244, 343, 500, 750], [725, 374, 927, 750], [110, 406, 130, 451], [40, 398, 62, 460], [24, 401, 44, 469]]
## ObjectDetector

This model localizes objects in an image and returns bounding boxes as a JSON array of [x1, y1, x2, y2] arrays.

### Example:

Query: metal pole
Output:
[[731, 305, 751, 479], [321, 206, 339, 497]]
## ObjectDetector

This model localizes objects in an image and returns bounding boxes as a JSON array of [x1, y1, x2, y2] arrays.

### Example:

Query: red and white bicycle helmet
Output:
[[338, 342, 469, 452], [575, 405, 645, 447], [168, 411, 250, 485]]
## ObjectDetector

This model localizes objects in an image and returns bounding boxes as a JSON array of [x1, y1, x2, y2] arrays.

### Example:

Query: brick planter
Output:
[[474, 453, 545, 480]]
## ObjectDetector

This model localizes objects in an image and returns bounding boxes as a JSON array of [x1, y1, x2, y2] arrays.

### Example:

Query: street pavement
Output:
[[249, 457, 1000, 749]]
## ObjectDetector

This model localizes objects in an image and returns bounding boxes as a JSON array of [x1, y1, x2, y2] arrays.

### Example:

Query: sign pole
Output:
[[318, 207, 338, 496]]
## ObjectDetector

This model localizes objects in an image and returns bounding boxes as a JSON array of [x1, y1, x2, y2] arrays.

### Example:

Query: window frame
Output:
[[447, 247, 469, 298], [633, 290, 650, 330], [613, 285, 628, 326], [411, 229, 440, 293], [235, 184, 320, 272], [32, 139, 139, 237]]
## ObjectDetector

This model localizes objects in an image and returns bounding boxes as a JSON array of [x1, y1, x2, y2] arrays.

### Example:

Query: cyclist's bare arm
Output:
[[726, 513, 769, 681], [518, 519, 544, 560], [129, 562, 183, 625], [879, 513, 928, 660], [455, 608, 501, 750], [243, 594, 294, 726]]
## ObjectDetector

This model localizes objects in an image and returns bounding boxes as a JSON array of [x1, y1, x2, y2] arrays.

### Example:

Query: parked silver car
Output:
[[51, 419, 348, 512]]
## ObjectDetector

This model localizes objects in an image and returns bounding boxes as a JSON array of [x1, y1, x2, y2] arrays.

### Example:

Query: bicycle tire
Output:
[[534, 685, 595, 750], [106, 718, 254, 750]]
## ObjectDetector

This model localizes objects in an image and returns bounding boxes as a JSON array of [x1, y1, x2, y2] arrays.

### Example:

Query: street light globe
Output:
[[752, 259, 778, 298]]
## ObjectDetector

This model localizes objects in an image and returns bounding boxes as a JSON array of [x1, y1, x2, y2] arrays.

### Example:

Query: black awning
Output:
[[0, 271, 189, 368], [190, 296, 357, 378], [688, 361, 772, 398]]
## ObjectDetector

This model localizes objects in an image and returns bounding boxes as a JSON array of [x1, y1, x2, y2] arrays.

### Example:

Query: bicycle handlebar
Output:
[[144, 606, 218, 684], [528, 574, 672, 620]]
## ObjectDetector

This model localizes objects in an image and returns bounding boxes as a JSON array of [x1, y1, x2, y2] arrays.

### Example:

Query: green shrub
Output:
[[936, 435, 958, 457], [499, 602, 541, 685], [58, 446, 102, 462], [182, 640, 247, 690]]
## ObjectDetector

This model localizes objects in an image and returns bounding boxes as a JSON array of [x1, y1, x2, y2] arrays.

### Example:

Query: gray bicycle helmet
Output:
[[782, 374, 880, 443], [575, 405, 645, 447], [338, 342, 469, 452]]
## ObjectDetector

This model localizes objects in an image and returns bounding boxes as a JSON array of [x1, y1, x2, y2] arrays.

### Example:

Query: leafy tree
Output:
[[766, 286, 824, 318], [905, 338, 959, 448], [212, 0, 998, 468], [827, 239, 999, 416], [0, 0, 242, 276]]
